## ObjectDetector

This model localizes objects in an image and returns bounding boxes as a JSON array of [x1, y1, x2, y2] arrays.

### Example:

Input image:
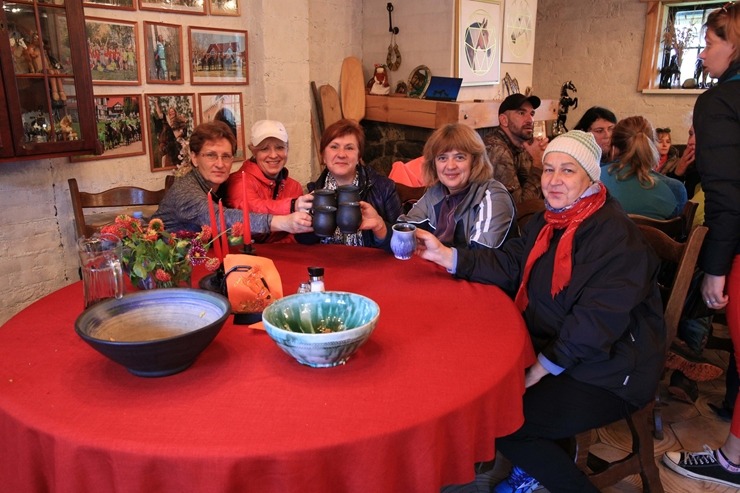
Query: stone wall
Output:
[[362, 122, 431, 175]]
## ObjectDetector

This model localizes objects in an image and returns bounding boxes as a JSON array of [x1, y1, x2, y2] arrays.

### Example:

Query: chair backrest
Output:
[[395, 183, 426, 214], [69, 177, 171, 239], [629, 200, 698, 241], [515, 198, 545, 231], [637, 223, 708, 344]]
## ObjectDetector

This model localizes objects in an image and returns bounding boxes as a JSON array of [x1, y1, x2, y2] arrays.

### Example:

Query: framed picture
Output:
[[198, 92, 245, 159], [145, 94, 196, 172], [143, 22, 184, 84], [188, 27, 248, 85], [83, 0, 136, 11], [502, 0, 537, 64], [85, 17, 140, 85], [456, 0, 502, 86], [208, 0, 240, 16], [71, 95, 145, 162], [138, 0, 206, 15]]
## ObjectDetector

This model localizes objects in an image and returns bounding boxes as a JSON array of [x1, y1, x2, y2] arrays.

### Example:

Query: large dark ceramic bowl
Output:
[[75, 289, 230, 377], [262, 291, 380, 367]]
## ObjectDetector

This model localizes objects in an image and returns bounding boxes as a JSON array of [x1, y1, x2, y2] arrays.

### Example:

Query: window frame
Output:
[[638, 0, 723, 93]]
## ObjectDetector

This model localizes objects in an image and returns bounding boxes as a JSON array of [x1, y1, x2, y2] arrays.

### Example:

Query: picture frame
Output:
[[85, 17, 140, 85], [83, 0, 136, 11], [456, 0, 502, 87], [70, 95, 145, 162], [145, 94, 196, 172], [208, 0, 240, 16], [502, 0, 537, 64], [138, 0, 206, 15], [143, 22, 184, 84], [188, 27, 248, 85], [198, 92, 245, 159]]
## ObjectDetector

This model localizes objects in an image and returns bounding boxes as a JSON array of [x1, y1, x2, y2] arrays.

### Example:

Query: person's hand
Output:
[[270, 211, 313, 234], [415, 229, 454, 270], [674, 146, 695, 176], [701, 273, 729, 310], [525, 361, 550, 388], [358, 201, 387, 240], [295, 193, 314, 212], [523, 135, 549, 168]]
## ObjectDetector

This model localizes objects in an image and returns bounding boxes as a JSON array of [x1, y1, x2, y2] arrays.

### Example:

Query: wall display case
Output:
[[0, 0, 99, 162]]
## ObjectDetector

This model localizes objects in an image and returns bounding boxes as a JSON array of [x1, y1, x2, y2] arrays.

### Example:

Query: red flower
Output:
[[200, 225, 213, 243], [205, 257, 221, 272], [154, 269, 171, 282]]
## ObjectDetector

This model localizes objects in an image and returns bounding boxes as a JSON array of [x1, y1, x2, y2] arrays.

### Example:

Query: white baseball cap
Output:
[[250, 120, 288, 146]]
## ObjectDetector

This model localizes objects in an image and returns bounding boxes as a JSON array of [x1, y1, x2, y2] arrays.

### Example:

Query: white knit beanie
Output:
[[542, 130, 602, 182]]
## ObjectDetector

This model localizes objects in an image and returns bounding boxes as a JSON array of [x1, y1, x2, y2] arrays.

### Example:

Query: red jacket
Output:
[[226, 159, 304, 243]]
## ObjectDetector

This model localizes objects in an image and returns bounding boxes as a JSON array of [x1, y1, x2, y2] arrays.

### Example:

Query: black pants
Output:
[[496, 374, 637, 493]]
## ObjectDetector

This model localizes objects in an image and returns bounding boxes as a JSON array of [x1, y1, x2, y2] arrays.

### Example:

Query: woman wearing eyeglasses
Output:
[[153, 121, 313, 237], [662, 3, 740, 488], [225, 120, 314, 243]]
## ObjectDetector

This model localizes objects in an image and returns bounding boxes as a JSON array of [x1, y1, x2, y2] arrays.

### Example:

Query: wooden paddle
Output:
[[310, 81, 325, 135], [340, 56, 366, 121], [319, 84, 342, 130]]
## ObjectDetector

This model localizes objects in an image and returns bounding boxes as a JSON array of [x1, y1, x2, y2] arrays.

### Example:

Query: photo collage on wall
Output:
[[79, 0, 247, 172]]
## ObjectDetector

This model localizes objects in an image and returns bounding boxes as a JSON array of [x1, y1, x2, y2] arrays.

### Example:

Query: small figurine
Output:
[[553, 80, 578, 135], [25, 32, 66, 101], [369, 64, 391, 95], [659, 55, 681, 89], [59, 115, 78, 141]]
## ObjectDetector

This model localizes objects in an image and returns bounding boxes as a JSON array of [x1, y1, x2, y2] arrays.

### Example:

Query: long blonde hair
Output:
[[607, 116, 659, 188]]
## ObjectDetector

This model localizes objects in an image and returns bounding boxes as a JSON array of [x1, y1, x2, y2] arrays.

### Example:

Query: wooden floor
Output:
[[442, 323, 736, 493]]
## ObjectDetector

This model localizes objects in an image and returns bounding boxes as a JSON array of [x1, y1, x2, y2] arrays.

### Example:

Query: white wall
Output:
[[361, 0, 535, 102], [533, 0, 696, 144]]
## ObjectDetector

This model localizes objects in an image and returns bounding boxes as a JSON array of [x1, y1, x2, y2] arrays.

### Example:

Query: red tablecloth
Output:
[[0, 244, 534, 493]]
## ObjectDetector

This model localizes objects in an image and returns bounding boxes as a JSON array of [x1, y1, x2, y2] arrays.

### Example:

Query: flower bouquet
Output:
[[101, 215, 242, 289]]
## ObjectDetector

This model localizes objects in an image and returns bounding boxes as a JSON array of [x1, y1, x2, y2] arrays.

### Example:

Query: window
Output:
[[638, 1, 724, 92]]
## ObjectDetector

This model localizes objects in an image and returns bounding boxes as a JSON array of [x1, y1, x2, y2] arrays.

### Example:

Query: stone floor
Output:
[[442, 323, 736, 493]]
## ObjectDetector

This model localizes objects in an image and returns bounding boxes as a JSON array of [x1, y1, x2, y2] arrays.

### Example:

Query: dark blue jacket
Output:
[[456, 196, 665, 407]]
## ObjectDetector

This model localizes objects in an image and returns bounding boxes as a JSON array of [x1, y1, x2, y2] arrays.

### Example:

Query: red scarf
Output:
[[514, 183, 607, 312]]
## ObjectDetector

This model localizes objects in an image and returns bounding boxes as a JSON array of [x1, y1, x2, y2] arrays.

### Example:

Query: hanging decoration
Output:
[[386, 3, 401, 71]]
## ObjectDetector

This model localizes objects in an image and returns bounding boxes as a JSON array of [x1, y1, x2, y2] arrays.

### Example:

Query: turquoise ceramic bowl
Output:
[[261, 291, 380, 367]]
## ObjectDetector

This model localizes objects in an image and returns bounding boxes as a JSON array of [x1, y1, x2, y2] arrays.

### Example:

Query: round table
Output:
[[0, 243, 534, 493]]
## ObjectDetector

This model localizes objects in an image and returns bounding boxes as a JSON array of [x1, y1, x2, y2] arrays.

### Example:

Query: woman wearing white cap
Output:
[[226, 120, 314, 243], [154, 121, 313, 236], [414, 130, 665, 493]]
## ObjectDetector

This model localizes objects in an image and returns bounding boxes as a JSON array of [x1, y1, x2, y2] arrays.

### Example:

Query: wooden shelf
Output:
[[364, 95, 558, 129]]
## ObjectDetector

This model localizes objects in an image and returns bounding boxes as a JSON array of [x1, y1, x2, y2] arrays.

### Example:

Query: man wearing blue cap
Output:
[[482, 93, 548, 203]]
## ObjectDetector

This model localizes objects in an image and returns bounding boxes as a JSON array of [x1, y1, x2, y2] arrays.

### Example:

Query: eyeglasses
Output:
[[199, 152, 234, 164], [723, 1, 737, 13], [655, 127, 671, 133]]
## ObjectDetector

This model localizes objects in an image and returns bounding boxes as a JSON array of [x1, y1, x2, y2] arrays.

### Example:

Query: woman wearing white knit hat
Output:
[[414, 130, 665, 493]]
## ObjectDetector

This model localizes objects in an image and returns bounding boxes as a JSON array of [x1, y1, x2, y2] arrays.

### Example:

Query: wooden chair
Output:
[[69, 176, 174, 239], [628, 200, 698, 241], [573, 223, 708, 492], [395, 183, 426, 214], [515, 198, 545, 232]]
